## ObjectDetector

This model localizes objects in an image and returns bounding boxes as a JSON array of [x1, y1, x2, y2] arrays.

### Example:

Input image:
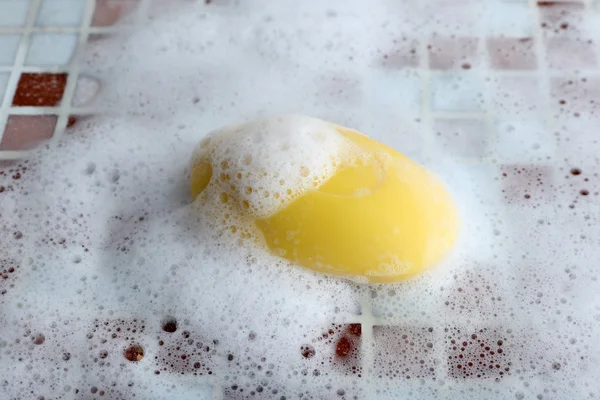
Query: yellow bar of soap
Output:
[[190, 119, 459, 283]]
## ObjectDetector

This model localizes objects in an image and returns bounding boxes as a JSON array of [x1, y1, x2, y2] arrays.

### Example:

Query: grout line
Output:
[[474, 0, 498, 166], [0, 0, 42, 145], [419, 38, 435, 157], [359, 286, 376, 400], [528, 0, 552, 120], [49, 0, 97, 146]]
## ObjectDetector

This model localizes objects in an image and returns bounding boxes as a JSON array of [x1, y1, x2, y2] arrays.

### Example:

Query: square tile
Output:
[[538, 1, 585, 35], [12, 73, 68, 107], [0, 35, 22, 66], [0, 115, 57, 151], [499, 164, 555, 205], [428, 37, 480, 70], [373, 326, 437, 380], [37, 0, 86, 26], [366, 69, 421, 115], [444, 326, 513, 380], [485, 1, 533, 36], [0, 0, 31, 27], [487, 37, 537, 70], [550, 77, 600, 118], [431, 73, 484, 112], [92, 0, 139, 27], [25, 33, 78, 66], [546, 37, 597, 69], [378, 37, 419, 69], [492, 119, 556, 163], [487, 76, 540, 117], [433, 118, 488, 159]]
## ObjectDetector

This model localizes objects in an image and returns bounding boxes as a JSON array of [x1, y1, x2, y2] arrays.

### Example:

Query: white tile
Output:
[[491, 119, 557, 163], [485, 1, 533, 37], [431, 73, 484, 112], [25, 33, 78, 66], [0, 35, 22, 65], [0, 0, 31, 27], [0, 73, 9, 98], [366, 69, 421, 115], [37, 0, 86, 26]]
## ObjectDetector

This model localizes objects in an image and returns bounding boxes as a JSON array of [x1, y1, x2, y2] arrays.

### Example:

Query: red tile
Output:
[[500, 164, 555, 205], [1, 115, 56, 151], [428, 37, 479, 70], [487, 37, 537, 70], [546, 37, 597, 69], [433, 118, 487, 158], [373, 326, 436, 380], [445, 327, 512, 380], [12, 73, 67, 107], [379, 37, 419, 69], [550, 77, 600, 117]]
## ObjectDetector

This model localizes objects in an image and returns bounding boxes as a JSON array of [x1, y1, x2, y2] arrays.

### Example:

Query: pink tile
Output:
[[428, 36, 480, 70], [1, 115, 57, 151], [487, 37, 537, 70], [500, 164, 555, 206], [546, 37, 597, 69], [538, 1, 584, 35], [550, 77, 600, 118], [379, 37, 419, 69], [373, 326, 436, 380]]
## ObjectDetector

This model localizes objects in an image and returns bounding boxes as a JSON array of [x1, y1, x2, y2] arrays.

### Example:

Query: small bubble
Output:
[[161, 317, 177, 333], [300, 345, 316, 358]]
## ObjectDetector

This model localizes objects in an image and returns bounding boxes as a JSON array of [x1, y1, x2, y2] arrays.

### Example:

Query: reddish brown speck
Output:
[[580, 189, 589, 196], [335, 337, 352, 357], [570, 168, 581, 176], [524, 194, 531, 199], [301, 345, 316, 359], [461, 63, 471, 70]]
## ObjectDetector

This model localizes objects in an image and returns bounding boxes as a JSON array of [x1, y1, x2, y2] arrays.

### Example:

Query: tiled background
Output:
[[1, 1, 600, 399]]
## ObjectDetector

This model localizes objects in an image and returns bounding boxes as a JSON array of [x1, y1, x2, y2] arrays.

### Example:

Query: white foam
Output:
[[190, 115, 351, 219]]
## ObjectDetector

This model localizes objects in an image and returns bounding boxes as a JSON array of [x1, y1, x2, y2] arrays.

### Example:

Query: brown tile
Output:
[[428, 36, 480, 70], [1, 115, 57, 151], [12, 73, 68, 107], [487, 37, 537, 70]]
